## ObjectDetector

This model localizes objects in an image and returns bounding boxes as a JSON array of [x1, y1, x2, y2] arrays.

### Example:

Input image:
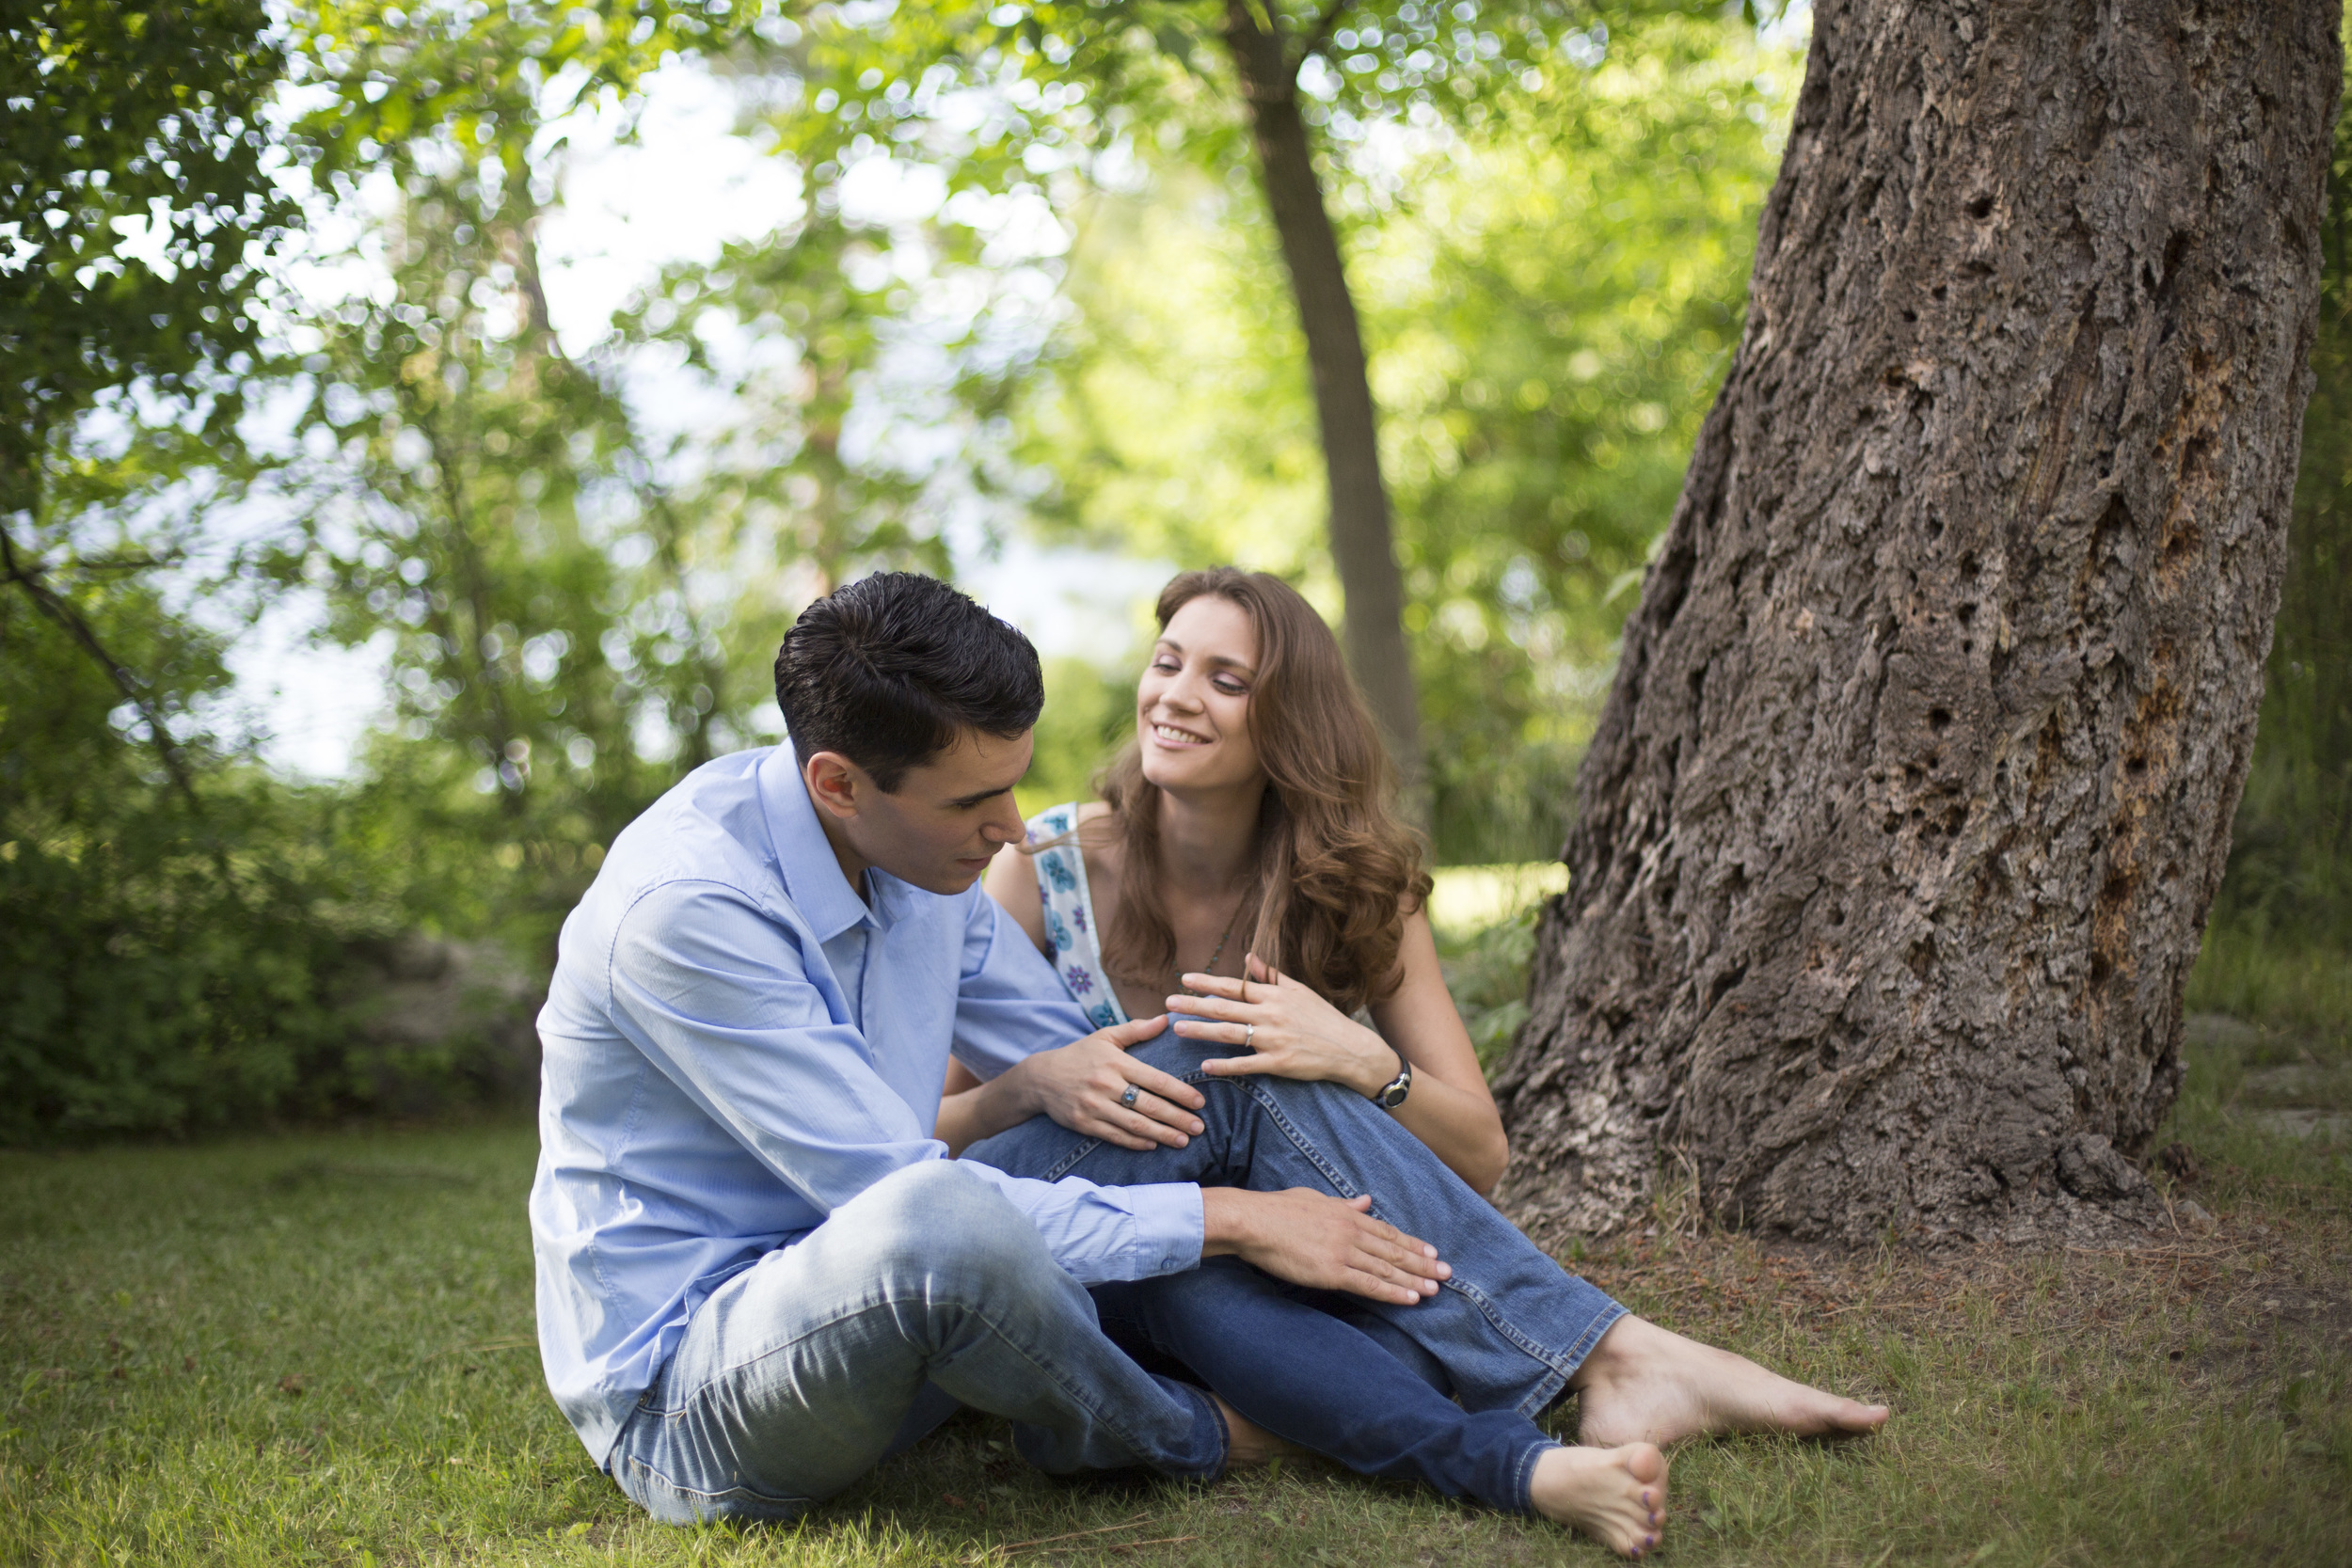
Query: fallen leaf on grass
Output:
[[278, 1375, 306, 1396]]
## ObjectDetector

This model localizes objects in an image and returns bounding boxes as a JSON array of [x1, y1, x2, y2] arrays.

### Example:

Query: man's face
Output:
[[816, 728, 1033, 895]]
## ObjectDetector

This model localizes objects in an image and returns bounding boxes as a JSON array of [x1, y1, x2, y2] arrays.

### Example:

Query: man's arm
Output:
[[939, 892, 1206, 1154], [608, 879, 1200, 1287]]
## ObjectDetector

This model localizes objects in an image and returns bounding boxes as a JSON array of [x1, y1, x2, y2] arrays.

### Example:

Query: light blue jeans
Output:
[[605, 1159, 1226, 1525]]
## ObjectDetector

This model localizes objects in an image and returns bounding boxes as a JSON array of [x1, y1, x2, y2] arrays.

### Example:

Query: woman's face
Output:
[[1136, 594, 1263, 795]]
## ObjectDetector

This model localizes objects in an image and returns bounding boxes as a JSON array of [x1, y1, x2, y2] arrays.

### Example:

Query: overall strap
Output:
[[1025, 803, 1127, 1031]]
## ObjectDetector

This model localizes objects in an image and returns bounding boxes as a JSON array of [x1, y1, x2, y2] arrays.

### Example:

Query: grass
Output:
[[3, 932, 2347, 1566]]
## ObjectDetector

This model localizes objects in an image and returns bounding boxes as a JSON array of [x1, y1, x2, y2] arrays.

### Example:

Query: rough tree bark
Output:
[[1222, 0, 1425, 808], [1493, 0, 2343, 1246]]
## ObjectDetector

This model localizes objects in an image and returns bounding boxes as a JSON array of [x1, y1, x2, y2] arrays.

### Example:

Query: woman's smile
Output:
[[1151, 721, 1213, 747]]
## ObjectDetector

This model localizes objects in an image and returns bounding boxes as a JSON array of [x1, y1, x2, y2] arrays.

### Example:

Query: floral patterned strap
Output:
[[1026, 802, 1126, 1031]]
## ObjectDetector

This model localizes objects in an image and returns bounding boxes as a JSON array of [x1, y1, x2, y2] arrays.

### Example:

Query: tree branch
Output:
[[1289, 0, 1354, 77], [0, 522, 205, 815]]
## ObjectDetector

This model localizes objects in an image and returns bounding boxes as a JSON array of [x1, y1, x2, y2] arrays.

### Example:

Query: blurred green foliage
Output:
[[0, 1, 349, 1140], [1019, 9, 1791, 857], [1, 1, 294, 514], [5, 1, 2340, 1141]]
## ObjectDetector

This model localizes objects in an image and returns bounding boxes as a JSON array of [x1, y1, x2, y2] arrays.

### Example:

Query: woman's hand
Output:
[[1170, 955, 1402, 1099], [1000, 1014, 1206, 1150]]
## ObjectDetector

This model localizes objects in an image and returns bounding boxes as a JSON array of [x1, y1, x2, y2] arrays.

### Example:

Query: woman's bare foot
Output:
[[1529, 1442, 1667, 1559], [1572, 1314, 1890, 1448], [1212, 1395, 1307, 1467]]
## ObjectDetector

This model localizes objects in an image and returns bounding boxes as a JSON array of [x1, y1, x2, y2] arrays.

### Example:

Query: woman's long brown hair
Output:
[[1096, 567, 1431, 1015]]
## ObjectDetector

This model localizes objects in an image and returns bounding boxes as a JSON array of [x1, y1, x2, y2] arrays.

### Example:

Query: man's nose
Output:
[[980, 798, 1026, 845]]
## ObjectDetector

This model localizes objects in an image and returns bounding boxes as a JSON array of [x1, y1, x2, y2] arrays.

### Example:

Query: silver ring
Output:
[[1244, 1022, 1255, 1050], [1119, 1084, 1140, 1109]]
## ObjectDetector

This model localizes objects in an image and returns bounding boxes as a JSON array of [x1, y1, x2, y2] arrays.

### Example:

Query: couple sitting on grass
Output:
[[530, 567, 1887, 1558]]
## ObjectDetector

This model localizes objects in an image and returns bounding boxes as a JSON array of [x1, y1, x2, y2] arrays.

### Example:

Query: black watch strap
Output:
[[1372, 1057, 1411, 1110]]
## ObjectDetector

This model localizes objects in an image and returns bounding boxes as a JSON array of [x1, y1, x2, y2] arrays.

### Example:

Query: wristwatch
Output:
[[1371, 1056, 1412, 1111]]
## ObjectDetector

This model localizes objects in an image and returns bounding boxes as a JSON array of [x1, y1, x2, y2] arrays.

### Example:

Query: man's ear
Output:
[[803, 752, 866, 820]]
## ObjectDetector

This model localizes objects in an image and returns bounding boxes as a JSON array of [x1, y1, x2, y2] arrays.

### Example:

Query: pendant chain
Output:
[[1197, 886, 1251, 979]]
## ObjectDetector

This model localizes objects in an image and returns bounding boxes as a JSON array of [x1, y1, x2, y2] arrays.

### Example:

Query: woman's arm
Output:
[[1364, 911, 1509, 1194], [938, 842, 1051, 1137], [982, 837, 1052, 955], [1169, 910, 1510, 1195]]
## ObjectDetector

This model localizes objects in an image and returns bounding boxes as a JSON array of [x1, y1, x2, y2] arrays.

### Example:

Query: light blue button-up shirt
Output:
[[529, 745, 1204, 1465]]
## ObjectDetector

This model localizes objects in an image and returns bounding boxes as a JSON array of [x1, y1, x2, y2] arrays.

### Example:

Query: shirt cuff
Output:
[[1125, 1180, 1205, 1277]]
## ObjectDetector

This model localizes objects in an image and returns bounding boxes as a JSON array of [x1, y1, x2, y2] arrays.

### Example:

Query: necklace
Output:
[[1196, 886, 1251, 980]]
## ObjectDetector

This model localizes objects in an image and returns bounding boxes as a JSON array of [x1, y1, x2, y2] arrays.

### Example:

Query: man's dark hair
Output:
[[773, 572, 1043, 791]]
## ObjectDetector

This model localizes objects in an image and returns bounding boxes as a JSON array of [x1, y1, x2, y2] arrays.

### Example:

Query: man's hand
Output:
[[1005, 1015, 1205, 1150], [1200, 1188, 1451, 1306]]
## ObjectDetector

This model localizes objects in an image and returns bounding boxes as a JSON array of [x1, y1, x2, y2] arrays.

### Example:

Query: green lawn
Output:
[[4, 950, 2347, 1566]]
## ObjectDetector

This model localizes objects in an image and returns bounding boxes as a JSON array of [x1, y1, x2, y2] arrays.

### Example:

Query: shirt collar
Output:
[[759, 746, 882, 942]]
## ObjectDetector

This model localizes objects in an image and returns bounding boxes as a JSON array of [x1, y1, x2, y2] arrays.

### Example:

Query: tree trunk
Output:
[[1493, 0, 2342, 1248], [1221, 1, 1424, 811]]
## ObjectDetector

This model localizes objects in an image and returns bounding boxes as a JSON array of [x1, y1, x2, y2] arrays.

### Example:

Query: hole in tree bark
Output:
[[2155, 230, 2193, 303], [1966, 193, 1995, 219]]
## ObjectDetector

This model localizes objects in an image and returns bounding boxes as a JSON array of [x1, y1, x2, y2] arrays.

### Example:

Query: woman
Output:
[[938, 568, 1667, 1555]]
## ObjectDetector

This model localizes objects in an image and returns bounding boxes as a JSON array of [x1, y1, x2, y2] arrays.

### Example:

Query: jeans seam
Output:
[[1232, 1076, 1363, 1196], [1511, 1440, 1561, 1516], [620, 1451, 810, 1511]]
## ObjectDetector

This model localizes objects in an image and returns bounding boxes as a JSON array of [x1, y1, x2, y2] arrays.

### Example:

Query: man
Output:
[[532, 572, 1453, 1525], [532, 572, 1883, 1554]]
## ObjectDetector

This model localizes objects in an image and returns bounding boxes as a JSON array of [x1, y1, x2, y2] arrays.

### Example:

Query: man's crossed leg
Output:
[[605, 1160, 1229, 1524]]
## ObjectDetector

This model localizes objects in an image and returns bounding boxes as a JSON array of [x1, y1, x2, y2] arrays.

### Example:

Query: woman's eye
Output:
[[1215, 679, 1248, 696]]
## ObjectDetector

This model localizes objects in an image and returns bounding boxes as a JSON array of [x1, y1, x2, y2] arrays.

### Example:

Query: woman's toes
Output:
[[1626, 1441, 1665, 1485]]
